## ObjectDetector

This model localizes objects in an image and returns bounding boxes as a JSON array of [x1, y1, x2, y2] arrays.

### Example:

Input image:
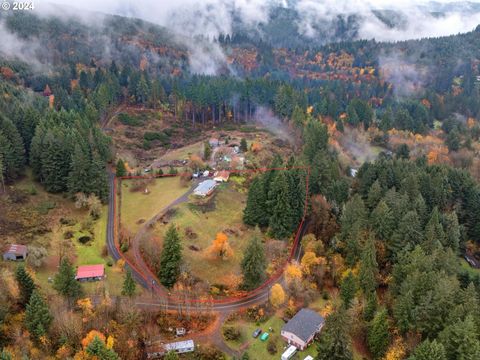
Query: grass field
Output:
[[120, 177, 187, 233], [158, 140, 204, 162], [152, 183, 256, 287]]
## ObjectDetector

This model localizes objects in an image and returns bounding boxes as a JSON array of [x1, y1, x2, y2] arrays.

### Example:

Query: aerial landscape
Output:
[[0, 0, 480, 359]]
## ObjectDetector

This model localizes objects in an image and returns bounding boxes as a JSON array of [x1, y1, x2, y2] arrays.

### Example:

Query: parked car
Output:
[[252, 328, 262, 338]]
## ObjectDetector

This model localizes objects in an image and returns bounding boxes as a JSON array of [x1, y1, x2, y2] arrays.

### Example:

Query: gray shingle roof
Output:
[[281, 309, 325, 342]]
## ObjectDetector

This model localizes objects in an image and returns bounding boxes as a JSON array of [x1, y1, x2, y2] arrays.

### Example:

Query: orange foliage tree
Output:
[[270, 283, 286, 308], [207, 232, 233, 260]]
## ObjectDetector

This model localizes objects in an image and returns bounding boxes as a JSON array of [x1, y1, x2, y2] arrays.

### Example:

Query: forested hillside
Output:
[[0, 5, 480, 360]]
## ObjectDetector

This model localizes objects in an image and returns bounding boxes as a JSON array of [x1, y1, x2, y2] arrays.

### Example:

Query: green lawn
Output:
[[152, 183, 257, 288], [224, 315, 318, 360], [120, 177, 187, 233]]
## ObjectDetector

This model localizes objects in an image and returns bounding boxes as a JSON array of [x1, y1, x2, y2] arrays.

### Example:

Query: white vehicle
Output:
[[281, 345, 297, 360]]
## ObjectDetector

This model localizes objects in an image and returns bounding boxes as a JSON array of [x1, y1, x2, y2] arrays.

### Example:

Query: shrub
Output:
[[78, 235, 92, 244], [267, 339, 277, 354], [63, 230, 74, 239], [118, 113, 142, 126], [106, 259, 113, 267], [223, 326, 241, 341], [120, 242, 129, 252]]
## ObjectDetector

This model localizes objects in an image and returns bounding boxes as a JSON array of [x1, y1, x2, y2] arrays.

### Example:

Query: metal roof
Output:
[[194, 179, 217, 195], [281, 309, 324, 342], [4, 244, 27, 255], [75, 264, 104, 279], [164, 340, 194, 351]]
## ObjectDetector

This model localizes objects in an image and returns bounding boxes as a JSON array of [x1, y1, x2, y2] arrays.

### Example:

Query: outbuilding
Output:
[[75, 264, 105, 282], [281, 345, 297, 360], [3, 244, 28, 261], [164, 339, 195, 354], [213, 170, 230, 182], [281, 309, 325, 350]]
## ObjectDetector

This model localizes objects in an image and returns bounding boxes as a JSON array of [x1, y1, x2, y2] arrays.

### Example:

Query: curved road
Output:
[[106, 172, 307, 312]]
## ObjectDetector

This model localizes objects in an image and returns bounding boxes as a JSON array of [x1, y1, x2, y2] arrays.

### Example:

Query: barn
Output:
[[3, 244, 28, 261], [75, 264, 105, 282]]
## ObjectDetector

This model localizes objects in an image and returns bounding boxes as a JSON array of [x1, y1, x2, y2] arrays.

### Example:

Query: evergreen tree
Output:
[[367, 309, 390, 359], [439, 315, 480, 360], [268, 172, 295, 239], [203, 141, 212, 160], [395, 144, 410, 160], [15, 264, 35, 306], [0, 350, 12, 360], [241, 229, 266, 290], [89, 150, 109, 202], [391, 211, 421, 256], [122, 270, 136, 297], [340, 272, 356, 308], [53, 258, 82, 302], [86, 336, 120, 360], [316, 309, 353, 360], [159, 225, 182, 288], [363, 292, 378, 322], [443, 211, 460, 253], [240, 138, 248, 152], [359, 235, 378, 294], [116, 159, 127, 177], [67, 144, 90, 196], [422, 207, 445, 253], [243, 176, 269, 227], [370, 200, 394, 241], [25, 290, 52, 341], [367, 180, 383, 210], [408, 339, 447, 360]]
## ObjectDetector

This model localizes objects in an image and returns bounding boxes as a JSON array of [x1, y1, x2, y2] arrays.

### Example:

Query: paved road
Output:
[[106, 172, 306, 311]]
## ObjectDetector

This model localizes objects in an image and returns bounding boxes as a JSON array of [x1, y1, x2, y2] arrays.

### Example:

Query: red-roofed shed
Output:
[[75, 264, 105, 282], [3, 244, 28, 261]]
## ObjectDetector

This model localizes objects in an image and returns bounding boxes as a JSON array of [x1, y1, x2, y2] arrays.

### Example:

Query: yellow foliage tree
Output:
[[270, 283, 286, 308], [208, 232, 233, 260], [285, 263, 302, 284], [383, 337, 406, 360], [77, 298, 94, 320], [301, 251, 321, 275]]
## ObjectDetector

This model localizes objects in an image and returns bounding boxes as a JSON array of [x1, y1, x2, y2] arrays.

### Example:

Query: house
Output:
[[304, 356, 314, 360], [75, 264, 105, 282], [281, 309, 325, 350], [164, 340, 195, 354], [3, 244, 28, 261], [214, 170, 230, 182], [281, 345, 297, 360], [193, 180, 217, 197]]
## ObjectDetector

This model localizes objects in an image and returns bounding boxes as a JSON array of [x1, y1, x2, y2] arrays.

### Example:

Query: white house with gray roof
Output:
[[193, 179, 217, 197], [281, 308, 325, 350]]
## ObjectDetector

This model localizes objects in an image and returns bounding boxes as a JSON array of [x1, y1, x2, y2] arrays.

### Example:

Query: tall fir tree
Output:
[[408, 339, 447, 360], [422, 207, 445, 253], [359, 234, 378, 295], [116, 158, 127, 177], [67, 144, 90, 196], [367, 309, 390, 359], [243, 176, 268, 227], [439, 315, 480, 360], [241, 229, 266, 290], [340, 272, 357, 309], [159, 225, 182, 288], [316, 309, 353, 360], [122, 270, 136, 297], [269, 171, 295, 239], [15, 265, 35, 306], [53, 258, 82, 302], [86, 336, 120, 360], [25, 290, 52, 341]]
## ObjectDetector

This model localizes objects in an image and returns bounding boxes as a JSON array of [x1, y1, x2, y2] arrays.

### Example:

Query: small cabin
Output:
[[3, 244, 28, 261]]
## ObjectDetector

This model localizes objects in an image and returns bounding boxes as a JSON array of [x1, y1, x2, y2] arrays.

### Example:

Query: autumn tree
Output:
[[15, 264, 35, 306], [241, 230, 266, 290], [208, 232, 233, 260], [159, 224, 182, 288], [25, 290, 52, 341], [85, 335, 119, 360], [270, 283, 286, 308]]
